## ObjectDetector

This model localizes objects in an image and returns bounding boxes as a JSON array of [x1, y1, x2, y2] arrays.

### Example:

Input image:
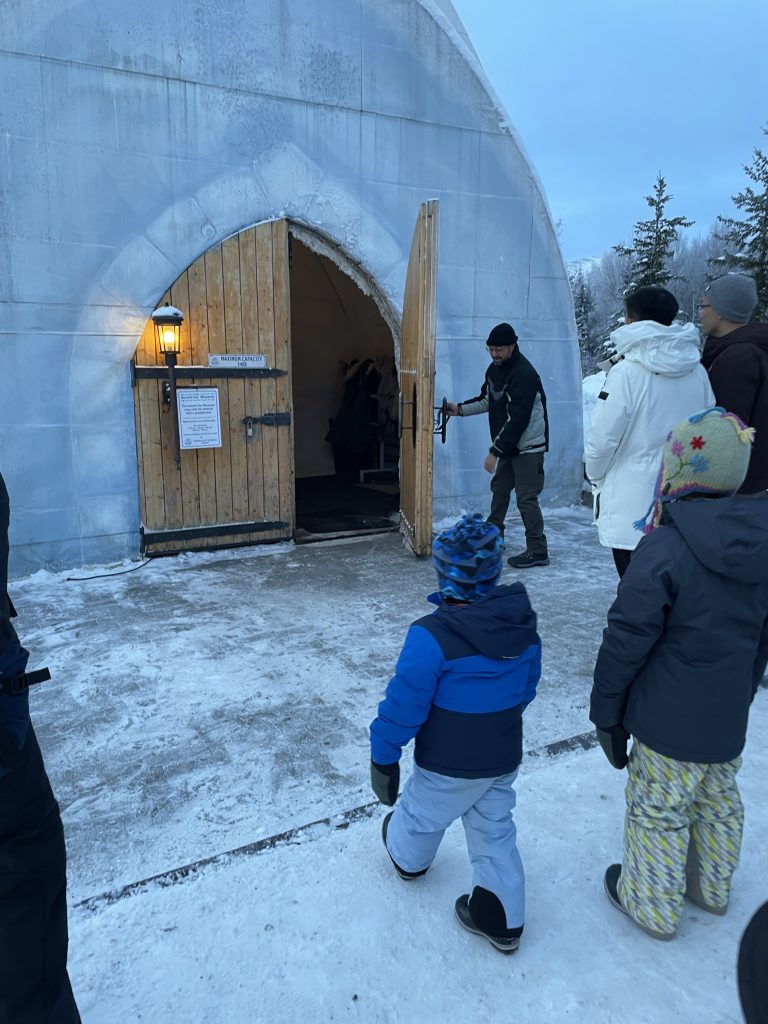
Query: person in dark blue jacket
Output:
[[590, 408, 768, 942], [369, 513, 541, 954], [0, 471, 81, 1022]]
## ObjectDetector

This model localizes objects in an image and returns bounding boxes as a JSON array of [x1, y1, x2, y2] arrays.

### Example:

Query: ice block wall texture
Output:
[[0, 0, 581, 574]]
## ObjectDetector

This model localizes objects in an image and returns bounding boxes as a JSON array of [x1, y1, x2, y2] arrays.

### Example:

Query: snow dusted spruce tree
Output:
[[591, 173, 694, 357], [613, 173, 694, 290], [712, 125, 768, 319], [569, 267, 600, 373], [574, 175, 712, 371]]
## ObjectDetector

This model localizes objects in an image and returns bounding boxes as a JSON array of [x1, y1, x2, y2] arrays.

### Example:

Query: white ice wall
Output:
[[0, 0, 581, 574]]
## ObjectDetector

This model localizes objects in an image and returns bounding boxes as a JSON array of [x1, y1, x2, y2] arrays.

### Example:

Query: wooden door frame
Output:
[[398, 200, 439, 556]]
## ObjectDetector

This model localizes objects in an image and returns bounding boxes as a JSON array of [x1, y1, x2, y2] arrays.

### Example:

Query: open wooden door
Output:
[[133, 220, 295, 554], [399, 200, 439, 556]]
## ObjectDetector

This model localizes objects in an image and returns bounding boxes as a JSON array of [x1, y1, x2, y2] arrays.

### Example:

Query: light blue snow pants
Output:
[[385, 765, 525, 928]]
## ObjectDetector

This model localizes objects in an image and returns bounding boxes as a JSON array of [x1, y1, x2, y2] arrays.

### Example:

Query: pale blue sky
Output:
[[451, 0, 767, 264]]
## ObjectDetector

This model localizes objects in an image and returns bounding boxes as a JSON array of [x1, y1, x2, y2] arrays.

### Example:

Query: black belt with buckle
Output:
[[0, 668, 51, 695]]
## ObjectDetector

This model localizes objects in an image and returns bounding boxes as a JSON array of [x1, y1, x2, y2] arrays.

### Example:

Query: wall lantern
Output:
[[151, 305, 184, 468], [153, 305, 183, 358]]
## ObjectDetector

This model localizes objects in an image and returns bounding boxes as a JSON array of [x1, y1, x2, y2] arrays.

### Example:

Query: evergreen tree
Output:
[[613, 173, 694, 290], [712, 125, 768, 319], [569, 268, 598, 373]]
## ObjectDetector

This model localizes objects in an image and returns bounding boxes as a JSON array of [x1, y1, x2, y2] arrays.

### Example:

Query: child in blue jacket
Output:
[[369, 513, 541, 953]]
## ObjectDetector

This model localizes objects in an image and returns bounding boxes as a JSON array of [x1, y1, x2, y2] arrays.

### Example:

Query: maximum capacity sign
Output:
[[177, 387, 222, 449]]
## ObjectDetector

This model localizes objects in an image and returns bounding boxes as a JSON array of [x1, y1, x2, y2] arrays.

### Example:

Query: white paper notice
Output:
[[177, 387, 222, 449]]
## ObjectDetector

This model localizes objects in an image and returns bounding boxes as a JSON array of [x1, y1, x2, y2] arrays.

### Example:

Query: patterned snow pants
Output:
[[618, 741, 743, 937]]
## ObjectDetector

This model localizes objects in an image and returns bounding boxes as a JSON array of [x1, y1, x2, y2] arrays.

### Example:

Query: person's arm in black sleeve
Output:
[[590, 530, 678, 732], [0, 472, 32, 773], [0, 471, 21, 659], [708, 345, 761, 426], [489, 367, 538, 457], [752, 614, 768, 701]]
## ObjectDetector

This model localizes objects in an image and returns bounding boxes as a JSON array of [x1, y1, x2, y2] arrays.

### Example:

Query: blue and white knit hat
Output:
[[634, 407, 755, 534], [431, 513, 503, 601]]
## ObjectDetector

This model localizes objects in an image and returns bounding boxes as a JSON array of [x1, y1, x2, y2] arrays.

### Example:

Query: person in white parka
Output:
[[585, 286, 714, 577]]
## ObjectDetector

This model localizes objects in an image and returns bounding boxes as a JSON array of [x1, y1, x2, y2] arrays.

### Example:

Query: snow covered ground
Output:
[[11, 506, 766, 1023]]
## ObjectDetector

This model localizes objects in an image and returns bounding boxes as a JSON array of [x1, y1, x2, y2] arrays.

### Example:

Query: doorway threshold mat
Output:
[[295, 510, 398, 535]]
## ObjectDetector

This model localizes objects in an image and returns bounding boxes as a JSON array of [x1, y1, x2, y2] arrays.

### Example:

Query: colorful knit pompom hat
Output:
[[634, 407, 755, 535], [431, 513, 503, 601]]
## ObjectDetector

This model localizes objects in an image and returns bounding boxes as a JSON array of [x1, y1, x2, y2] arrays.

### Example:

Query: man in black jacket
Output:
[[0, 472, 81, 1022], [447, 323, 549, 569], [590, 408, 768, 942], [699, 272, 768, 492]]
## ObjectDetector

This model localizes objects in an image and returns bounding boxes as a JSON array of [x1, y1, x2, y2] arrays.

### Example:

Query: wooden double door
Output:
[[133, 207, 438, 556]]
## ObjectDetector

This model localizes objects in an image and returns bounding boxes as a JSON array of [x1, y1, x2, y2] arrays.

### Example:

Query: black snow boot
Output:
[[507, 549, 549, 568], [381, 812, 429, 881], [454, 887, 522, 954]]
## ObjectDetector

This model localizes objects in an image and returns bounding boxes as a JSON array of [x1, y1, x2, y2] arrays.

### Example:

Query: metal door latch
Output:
[[433, 397, 448, 444], [243, 412, 291, 438]]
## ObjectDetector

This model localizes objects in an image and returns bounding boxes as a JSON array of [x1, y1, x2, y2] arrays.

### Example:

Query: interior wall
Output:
[[289, 237, 394, 479]]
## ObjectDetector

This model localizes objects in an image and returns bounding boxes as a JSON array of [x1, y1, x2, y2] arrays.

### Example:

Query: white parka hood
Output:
[[607, 320, 702, 376], [586, 316, 714, 550]]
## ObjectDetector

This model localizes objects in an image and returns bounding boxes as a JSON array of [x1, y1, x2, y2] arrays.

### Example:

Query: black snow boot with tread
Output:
[[454, 888, 522, 954]]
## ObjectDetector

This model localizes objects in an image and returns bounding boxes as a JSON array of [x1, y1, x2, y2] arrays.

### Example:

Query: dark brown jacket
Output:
[[702, 322, 768, 492]]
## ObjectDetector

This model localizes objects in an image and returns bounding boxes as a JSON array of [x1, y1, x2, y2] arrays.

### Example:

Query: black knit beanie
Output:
[[486, 323, 518, 347]]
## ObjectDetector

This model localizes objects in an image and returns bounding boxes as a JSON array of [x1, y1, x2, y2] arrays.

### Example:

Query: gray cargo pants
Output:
[[488, 452, 547, 555]]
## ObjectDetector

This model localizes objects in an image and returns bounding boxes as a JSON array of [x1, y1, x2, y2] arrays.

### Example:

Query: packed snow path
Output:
[[11, 507, 766, 1022]]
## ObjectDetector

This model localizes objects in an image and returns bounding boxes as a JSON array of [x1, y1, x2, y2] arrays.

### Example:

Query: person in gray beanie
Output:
[[702, 272, 758, 324], [700, 273, 768, 492]]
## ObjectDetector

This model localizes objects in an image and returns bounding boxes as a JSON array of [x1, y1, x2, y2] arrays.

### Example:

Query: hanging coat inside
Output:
[[326, 359, 381, 476]]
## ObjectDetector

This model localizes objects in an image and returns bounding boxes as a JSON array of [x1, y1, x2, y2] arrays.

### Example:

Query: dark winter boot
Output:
[[381, 812, 429, 881], [685, 840, 728, 916], [604, 864, 676, 942], [507, 549, 549, 568], [454, 887, 522, 955]]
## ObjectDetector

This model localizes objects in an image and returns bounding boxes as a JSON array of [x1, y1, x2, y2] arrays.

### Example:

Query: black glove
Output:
[[596, 726, 630, 769], [370, 761, 400, 806]]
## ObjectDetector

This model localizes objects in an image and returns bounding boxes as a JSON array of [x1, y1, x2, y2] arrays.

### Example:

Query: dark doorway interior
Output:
[[294, 476, 398, 538], [289, 235, 399, 540]]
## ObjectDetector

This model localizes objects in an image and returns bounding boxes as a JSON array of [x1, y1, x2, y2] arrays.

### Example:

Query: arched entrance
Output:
[[289, 233, 400, 541], [131, 206, 438, 556]]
